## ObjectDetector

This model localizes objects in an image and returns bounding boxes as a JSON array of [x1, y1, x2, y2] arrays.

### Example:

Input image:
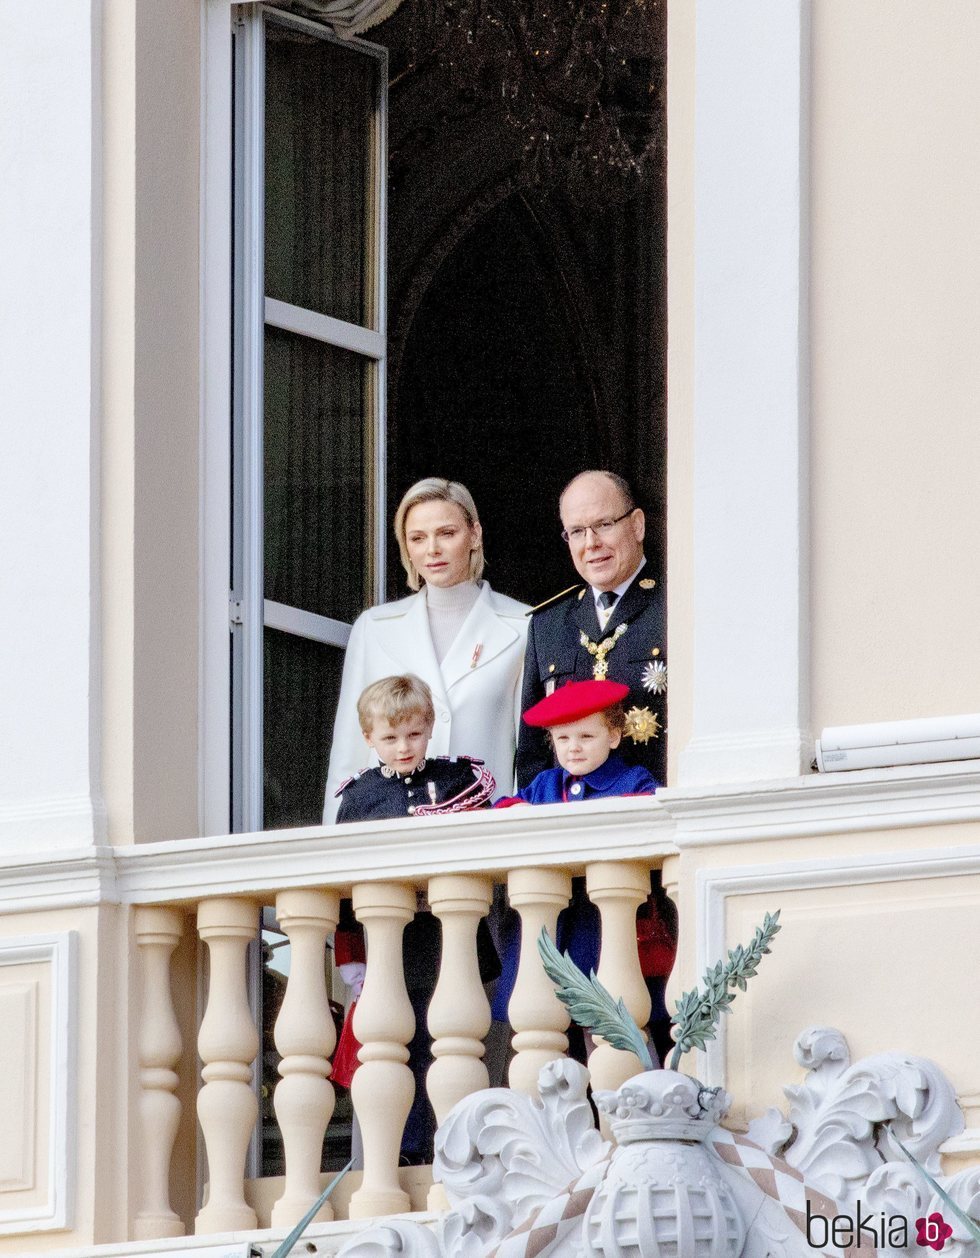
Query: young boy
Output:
[[331, 673, 498, 1163], [496, 679, 659, 805], [335, 674, 495, 821]]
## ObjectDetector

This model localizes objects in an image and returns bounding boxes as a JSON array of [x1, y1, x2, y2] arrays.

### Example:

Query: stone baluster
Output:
[[661, 855, 681, 1043], [507, 867, 572, 1095], [348, 881, 416, 1220], [426, 874, 493, 1210], [195, 897, 260, 1235], [585, 862, 653, 1098], [133, 906, 185, 1240], [271, 889, 340, 1228]]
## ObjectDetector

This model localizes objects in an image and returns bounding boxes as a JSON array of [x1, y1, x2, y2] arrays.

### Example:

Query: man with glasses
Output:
[[515, 470, 666, 788]]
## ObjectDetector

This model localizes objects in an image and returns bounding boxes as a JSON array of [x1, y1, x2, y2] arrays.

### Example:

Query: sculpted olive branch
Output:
[[537, 911, 781, 1074], [537, 926, 655, 1069], [668, 911, 781, 1070]]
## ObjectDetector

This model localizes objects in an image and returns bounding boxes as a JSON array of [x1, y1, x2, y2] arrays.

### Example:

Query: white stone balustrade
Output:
[[271, 888, 341, 1228], [133, 905, 185, 1241], [115, 799, 672, 1245], [585, 861, 653, 1096], [507, 866, 573, 1095], [348, 880, 416, 1220], [426, 874, 493, 1210], [195, 896, 260, 1235]]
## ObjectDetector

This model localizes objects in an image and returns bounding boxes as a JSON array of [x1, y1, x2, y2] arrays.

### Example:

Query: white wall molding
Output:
[[0, 931, 77, 1234], [681, 0, 811, 786], [0, 848, 118, 916], [941, 1127, 980, 1156], [0, 797, 109, 854], [696, 845, 980, 1105], [665, 756, 980, 846]]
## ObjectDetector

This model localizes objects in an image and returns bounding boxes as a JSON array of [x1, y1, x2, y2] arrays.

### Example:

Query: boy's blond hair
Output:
[[357, 674, 435, 735]]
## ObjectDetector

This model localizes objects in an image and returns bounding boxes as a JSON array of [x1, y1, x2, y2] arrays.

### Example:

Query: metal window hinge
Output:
[[229, 599, 244, 627]]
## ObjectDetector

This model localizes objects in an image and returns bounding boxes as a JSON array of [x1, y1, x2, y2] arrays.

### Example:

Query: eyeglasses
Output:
[[561, 508, 636, 544]]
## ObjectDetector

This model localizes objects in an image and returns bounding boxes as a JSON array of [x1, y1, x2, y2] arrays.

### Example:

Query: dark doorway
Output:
[[374, 3, 667, 607]]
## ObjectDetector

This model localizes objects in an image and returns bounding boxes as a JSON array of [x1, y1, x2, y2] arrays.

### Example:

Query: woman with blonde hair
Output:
[[323, 477, 530, 822]]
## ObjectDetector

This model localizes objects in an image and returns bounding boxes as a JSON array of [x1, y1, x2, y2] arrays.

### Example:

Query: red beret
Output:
[[522, 680, 629, 728]]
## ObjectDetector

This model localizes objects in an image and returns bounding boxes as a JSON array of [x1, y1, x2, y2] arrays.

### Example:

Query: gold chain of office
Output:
[[579, 623, 627, 681]]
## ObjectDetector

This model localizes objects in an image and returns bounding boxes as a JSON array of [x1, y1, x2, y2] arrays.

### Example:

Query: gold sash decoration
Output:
[[579, 622, 628, 680], [624, 706, 661, 743]]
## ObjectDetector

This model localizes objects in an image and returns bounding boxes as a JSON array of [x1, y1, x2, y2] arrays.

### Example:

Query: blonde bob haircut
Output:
[[394, 477, 485, 591], [356, 674, 435, 735]]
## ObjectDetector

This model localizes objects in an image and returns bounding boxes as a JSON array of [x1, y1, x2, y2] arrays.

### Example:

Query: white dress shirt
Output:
[[592, 559, 647, 629]]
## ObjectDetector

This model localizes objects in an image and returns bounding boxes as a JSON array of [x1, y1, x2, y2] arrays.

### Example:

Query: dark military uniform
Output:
[[335, 755, 494, 822], [516, 571, 667, 788]]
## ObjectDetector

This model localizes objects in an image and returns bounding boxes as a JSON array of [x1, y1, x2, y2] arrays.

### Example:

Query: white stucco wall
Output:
[[0, 1, 104, 851]]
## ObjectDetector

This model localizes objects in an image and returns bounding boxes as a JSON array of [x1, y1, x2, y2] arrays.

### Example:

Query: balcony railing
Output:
[[121, 796, 674, 1245]]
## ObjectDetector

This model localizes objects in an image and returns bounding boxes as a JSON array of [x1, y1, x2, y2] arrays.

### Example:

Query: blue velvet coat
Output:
[[500, 751, 658, 805]]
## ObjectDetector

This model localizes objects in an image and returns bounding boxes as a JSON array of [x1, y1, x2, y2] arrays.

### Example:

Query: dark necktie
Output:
[[597, 590, 618, 628]]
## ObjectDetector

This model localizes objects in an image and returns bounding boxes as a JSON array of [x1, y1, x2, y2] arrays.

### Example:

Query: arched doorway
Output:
[[377, 2, 667, 606]]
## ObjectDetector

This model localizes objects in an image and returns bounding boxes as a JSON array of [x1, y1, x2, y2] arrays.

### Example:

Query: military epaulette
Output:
[[334, 768, 372, 797], [436, 755, 485, 765], [525, 583, 584, 616]]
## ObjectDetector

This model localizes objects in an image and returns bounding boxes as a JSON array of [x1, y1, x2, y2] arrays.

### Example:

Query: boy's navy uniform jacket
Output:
[[334, 756, 500, 988], [497, 751, 658, 805], [335, 755, 494, 823], [516, 571, 667, 788]]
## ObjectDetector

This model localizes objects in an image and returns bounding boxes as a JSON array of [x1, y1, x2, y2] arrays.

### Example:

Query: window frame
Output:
[[201, 0, 388, 836]]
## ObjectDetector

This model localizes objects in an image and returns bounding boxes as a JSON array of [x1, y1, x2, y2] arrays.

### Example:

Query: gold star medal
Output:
[[625, 706, 661, 743], [579, 622, 627, 681]]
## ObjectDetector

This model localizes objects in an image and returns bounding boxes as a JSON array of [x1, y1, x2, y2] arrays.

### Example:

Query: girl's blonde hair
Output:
[[393, 477, 485, 591]]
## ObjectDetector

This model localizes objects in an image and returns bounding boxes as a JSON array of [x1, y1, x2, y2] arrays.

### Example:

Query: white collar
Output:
[[591, 557, 646, 609]]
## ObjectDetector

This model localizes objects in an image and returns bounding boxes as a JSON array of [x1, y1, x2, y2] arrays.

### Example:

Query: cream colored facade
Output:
[[0, 0, 978, 1252]]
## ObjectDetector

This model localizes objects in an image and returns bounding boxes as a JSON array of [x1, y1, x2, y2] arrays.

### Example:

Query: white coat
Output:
[[323, 581, 530, 822]]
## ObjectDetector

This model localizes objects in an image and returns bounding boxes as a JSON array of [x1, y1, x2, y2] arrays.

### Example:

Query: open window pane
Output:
[[264, 18, 376, 328], [263, 628, 346, 829], [264, 326, 371, 624]]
